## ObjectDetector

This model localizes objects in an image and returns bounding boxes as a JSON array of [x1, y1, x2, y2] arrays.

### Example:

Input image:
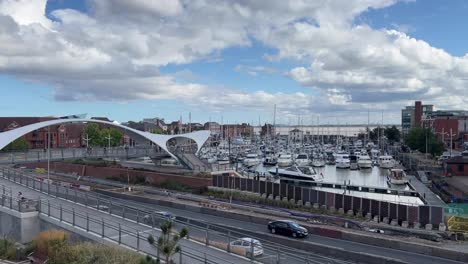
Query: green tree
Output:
[[84, 123, 102, 147], [2, 137, 29, 151], [147, 220, 188, 264], [405, 128, 444, 156], [369, 127, 385, 141], [384, 125, 401, 143], [84, 124, 123, 147]]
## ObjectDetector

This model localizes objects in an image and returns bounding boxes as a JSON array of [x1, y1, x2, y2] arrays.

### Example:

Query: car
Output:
[[229, 238, 263, 258], [92, 205, 109, 212], [368, 228, 385, 234], [143, 211, 176, 224], [267, 220, 308, 238]]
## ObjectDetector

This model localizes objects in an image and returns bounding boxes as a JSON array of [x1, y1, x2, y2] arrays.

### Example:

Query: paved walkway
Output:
[[408, 175, 446, 207]]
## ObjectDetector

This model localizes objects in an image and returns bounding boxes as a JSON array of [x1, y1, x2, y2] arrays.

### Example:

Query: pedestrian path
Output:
[[407, 175, 446, 207]]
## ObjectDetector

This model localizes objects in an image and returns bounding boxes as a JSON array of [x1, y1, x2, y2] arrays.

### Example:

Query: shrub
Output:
[[33, 230, 68, 259]]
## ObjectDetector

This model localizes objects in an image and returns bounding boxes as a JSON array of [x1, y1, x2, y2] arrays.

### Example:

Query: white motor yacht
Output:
[[269, 165, 323, 182], [311, 157, 326, 167], [387, 168, 408, 185], [243, 153, 260, 167], [277, 154, 293, 167], [295, 153, 310, 166], [335, 153, 350, 169], [357, 154, 372, 169], [378, 155, 395, 169]]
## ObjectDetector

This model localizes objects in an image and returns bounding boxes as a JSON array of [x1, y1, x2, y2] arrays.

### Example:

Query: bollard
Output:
[[86, 213, 89, 232], [72, 208, 75, 226], [60, 205, 62, 222]]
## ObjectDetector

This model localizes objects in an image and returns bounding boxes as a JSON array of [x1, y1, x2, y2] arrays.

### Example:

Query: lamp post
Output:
[[47, 126, 51, 183]]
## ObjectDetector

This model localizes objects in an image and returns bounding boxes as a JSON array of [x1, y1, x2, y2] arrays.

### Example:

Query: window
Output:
[[458, 164, 464, 172]]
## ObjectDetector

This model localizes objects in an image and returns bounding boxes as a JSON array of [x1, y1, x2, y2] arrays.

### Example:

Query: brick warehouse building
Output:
[[0, 116, 128, 149]]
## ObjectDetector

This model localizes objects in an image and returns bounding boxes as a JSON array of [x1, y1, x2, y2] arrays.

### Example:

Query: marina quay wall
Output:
[[212, 175, 445, 226]]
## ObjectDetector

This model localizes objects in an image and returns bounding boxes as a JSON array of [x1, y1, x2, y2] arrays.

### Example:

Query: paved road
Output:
[[99, 191, 464, 264], [1, 168, 351, 264], [0, 177, 252, 264], [3, 168, 466, 264]]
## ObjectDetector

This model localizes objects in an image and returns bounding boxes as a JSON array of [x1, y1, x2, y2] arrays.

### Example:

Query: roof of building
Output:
[[0, 117, 57, 132]]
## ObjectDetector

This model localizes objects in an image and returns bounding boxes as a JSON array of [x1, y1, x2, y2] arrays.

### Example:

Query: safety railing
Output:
[[0, 166, 353, 264], [0, 147, 162, 164]]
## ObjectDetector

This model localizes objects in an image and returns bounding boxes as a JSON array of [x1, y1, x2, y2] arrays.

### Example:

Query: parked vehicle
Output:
[[267, 220, 308, 238], [229, 238, 263, 258]]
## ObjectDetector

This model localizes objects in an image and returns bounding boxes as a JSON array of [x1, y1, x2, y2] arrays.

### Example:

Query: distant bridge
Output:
[[0, 118, 211, 160], [0, 147, 167, 165]]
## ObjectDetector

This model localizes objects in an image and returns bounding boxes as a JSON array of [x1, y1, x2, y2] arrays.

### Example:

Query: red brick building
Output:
[[0, 117, 85, 149], [445, 152, 468, 176]]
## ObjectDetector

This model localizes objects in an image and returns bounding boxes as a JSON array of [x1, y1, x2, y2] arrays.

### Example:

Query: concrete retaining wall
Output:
[[0, 206, 40, 243]]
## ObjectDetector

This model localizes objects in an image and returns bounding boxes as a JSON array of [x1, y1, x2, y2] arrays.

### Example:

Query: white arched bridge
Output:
[[0, 118, 211, 162]]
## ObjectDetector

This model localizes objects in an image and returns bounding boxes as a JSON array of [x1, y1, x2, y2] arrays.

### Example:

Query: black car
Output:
[[267, 220, 308, 238]]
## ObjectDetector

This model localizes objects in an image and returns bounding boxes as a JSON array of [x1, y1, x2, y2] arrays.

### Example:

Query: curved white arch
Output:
[[0, 118, 210, 160]]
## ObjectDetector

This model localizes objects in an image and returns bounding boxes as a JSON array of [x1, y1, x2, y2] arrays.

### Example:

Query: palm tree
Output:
[[147, 220, 188, 264]]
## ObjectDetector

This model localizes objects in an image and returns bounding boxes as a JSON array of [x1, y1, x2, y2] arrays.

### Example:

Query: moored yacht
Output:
[[378, 155, 395, 169], [295, 153, 310, 166], [357, 154, 372, 169], [387, 168, 408, 185], [311, 157, 326, 167], [243, 153, 260, 167], [277, 153, 293, 167], [263, 155, 278, 166], [269, 165, 323, 182], [335, 153, 350, 169]]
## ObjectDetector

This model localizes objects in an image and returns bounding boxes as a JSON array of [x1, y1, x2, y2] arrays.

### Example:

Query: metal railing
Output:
[[0, 167, 353, 264], [0, 147, 163, 164]]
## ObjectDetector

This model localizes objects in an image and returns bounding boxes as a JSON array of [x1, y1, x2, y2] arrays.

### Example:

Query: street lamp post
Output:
[[47, 126, 51, 183]]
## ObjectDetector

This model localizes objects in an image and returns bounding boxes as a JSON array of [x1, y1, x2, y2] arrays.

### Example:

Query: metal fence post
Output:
[[60, 204, 62, 222], [179, 247, 183, 264], [101, 218, 105, 237], [137, 231, 140, 251], [48, 201, 50, 216], [86, 213, 89, 232], [97, 195, 100, 210], [227, 231, 231, 253], [276, 247, 281, 264], [118, 224, 121, 244], [47, 181, 50, 195], [72, 208, 75, 226]]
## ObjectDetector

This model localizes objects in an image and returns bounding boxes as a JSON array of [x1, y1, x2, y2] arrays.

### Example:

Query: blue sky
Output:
[[1, 0, 467, 125]]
